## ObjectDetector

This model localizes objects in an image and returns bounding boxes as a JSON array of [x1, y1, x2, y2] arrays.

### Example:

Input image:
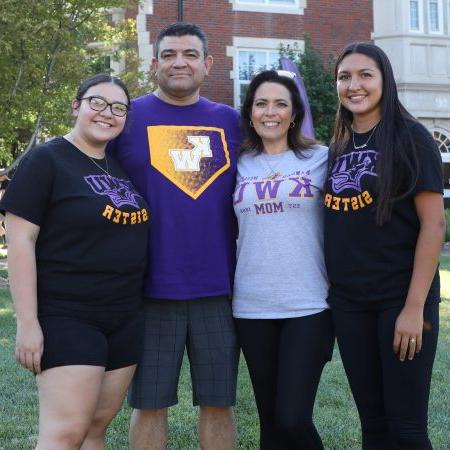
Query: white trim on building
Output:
[[430, 126, 450, 152], [229, 0, 306, 15], [448, 0, 450, 33], [109, 8, 126, 74], [374, 0, 450, 199], [137, 0, 153, 74]]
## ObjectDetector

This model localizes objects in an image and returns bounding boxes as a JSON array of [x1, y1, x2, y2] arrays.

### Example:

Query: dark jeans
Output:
[[235, 310, 334, 450], [332, 303, 439, 450]]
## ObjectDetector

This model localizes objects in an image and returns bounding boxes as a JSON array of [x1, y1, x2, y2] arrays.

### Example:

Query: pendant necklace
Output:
[[65, 133, 112, 178], [87, 154, 111, 178], [262, 151, 287, 180], [352, 124, 378, 150]]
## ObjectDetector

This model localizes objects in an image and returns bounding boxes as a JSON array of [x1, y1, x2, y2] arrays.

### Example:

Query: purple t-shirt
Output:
[[111, 94, 240, 299]]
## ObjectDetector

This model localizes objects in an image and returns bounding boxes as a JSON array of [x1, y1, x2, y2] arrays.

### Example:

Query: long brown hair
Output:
[[331, 42, 419, 225]]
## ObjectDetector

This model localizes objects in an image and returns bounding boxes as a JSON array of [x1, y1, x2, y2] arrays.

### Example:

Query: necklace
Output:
[[64, 133, 111, 178], [352, 124, 377, 150], [87, 155, 111, 178], [261, 151, 287, 180]]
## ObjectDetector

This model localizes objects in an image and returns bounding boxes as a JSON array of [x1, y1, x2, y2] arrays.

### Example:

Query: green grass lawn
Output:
[[1, 260, 449, 449]]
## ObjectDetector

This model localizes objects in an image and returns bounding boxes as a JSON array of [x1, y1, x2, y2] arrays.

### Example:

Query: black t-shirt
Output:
[[1, 137, 149, 313], [324, 122, 443, 310]]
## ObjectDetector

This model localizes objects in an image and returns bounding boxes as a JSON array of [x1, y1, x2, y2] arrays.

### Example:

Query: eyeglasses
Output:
[[79, 96, 130, 117]]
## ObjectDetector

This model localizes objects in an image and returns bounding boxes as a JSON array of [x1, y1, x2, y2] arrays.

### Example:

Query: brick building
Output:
[[112, 0, 450, 204], [127, 0, 373, 107]]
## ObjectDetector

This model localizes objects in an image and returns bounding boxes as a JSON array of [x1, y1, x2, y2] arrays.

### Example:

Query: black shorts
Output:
[[38, 308, 144, 372]]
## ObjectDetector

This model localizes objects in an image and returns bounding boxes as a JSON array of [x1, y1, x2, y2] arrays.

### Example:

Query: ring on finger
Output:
[[410, 337, 416, 344]]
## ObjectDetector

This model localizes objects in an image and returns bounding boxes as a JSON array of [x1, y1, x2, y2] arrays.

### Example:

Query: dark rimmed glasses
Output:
[[79, 95, 130, 117]]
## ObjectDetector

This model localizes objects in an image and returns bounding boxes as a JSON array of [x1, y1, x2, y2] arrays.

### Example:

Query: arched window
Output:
[[434, 129, 450, 204], [433, 130, 450, 153]]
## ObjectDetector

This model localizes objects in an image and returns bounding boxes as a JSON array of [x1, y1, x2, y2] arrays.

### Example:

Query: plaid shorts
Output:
[[128, 295, 239, 409]]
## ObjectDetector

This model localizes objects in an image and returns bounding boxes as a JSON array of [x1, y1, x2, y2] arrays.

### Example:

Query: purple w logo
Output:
[[84, 175, 141, 208]]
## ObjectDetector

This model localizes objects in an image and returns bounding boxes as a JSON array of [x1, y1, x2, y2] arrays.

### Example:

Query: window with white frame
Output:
[[137, 0, 153, 73], [434, 130, 450, 152], [409, 0, 424, 31], [231, 0, 305, 15], [237, 50, 280, 106], [428, 0, 443, 33], [228, 37, 303, 107], [448, 0, 450, 33], [436, 129, 450, 199]]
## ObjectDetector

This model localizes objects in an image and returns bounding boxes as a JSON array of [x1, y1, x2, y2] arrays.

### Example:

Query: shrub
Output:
[[280, 36, 337, 145]]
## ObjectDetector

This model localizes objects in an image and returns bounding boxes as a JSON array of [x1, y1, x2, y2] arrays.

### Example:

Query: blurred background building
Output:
[[373, 0, 450, 200], [130, 0, 373, 106], [124, 0, 450, 200]]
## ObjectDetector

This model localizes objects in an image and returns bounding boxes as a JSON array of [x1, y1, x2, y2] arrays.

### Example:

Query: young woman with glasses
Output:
[[233, 70, 334, 449], [324, 42, 444, 449], [1, 74, 149, 448]]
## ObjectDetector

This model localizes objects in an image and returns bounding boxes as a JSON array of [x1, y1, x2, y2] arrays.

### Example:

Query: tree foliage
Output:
[[281, 36, 337, 145], [0, 0, 153, 170]]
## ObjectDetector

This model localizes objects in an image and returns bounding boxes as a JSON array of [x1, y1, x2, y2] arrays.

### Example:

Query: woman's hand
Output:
[[16, 319, 43, 374], [5, 212, 42, 373], [392, 304, 423, 362], [392, 192, 444, 363]]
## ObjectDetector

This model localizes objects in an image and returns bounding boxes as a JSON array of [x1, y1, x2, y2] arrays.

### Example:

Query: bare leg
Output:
[[130, 408, 168, 450], [80, 364, 137, 450], [36, 365, 104, 450], [198, 406, 236, 450]]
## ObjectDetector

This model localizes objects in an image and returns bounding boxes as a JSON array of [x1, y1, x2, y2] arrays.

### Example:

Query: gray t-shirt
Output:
[[232, 146, 329, 319]]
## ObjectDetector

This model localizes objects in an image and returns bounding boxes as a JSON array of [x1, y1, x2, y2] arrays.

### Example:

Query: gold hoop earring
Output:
[[290, 121, 295, 129], [249, 121, 254, 128]]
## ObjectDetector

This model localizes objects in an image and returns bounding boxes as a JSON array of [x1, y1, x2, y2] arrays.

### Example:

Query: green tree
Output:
[[0, 0, 153, 171], [281, 36, 337, 145]]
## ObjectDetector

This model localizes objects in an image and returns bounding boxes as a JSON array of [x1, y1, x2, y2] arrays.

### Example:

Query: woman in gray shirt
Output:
[[233, 70, 334, 450]]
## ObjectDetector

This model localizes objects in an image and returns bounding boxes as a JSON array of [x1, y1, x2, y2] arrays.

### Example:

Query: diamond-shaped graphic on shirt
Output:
[[147, 125, 231, 199]]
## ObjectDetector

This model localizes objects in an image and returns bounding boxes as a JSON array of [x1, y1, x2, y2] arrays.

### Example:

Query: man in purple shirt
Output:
[[112, 23, 240, 450]]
